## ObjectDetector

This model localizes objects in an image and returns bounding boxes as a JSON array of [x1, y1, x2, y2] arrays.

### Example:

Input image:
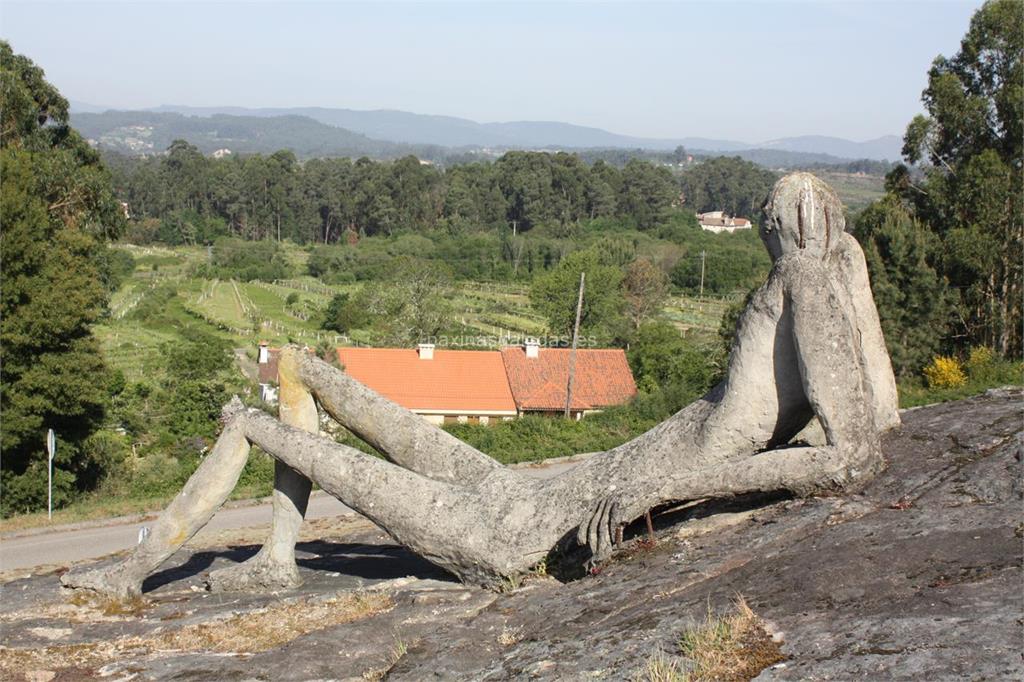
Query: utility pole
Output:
[[699, 250, 706, 299], [564, 272, 585, 419]]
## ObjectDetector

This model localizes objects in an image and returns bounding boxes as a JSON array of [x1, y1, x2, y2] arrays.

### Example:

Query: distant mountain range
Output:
[[70, 102, 903, 163]]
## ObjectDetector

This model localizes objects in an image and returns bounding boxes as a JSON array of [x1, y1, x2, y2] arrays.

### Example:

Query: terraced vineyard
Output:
[[96, 244, 732, 386]]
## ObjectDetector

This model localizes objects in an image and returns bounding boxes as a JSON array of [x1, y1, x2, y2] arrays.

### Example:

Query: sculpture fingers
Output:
[[606, 499, 620, 551], [577, 496, 602, 547], [588, 497, 610, 560]]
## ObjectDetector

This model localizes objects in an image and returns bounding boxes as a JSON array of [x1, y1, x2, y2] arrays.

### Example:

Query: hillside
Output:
[[757, 135, 902, 162], [75, 105, 903, 161], [70, 111, 442, 160], [1, 389, 1019, 680]]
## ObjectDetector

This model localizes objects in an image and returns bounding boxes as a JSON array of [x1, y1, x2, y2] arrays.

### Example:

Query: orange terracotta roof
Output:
[[500, 347, 637, 411], [336, 348, 517, 413]]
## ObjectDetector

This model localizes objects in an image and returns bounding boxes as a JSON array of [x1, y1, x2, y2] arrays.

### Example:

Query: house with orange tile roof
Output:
[[335, 344, 517, 425], [256, 339, 637, 423], [500, 339, 637, 420]]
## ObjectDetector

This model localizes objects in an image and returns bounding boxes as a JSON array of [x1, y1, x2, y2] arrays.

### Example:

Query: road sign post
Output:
[[46, 429, 56, 521]]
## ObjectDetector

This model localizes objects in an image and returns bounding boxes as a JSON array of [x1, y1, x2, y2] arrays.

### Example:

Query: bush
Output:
[[98, 247, 137, 292], [629, 320, 724, 394], [126, 452, 199, 499], [208, 237, 290, 282], [966, 346, 997, 382], [444, 371, 717, 466], [131, 284, 178, 323], [0, 459, 77, 516], [321, 292, 370, 334], [77, 430, 131, 491], [923, 355, 967, 389], [236, 448, 276, 496], [163, 327, 233, 381], [670, 231, 770, 296]]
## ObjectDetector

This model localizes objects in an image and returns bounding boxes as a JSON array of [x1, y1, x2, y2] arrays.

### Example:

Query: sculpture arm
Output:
[[835, 233, 900, 431], [782, 255, 884, 483]]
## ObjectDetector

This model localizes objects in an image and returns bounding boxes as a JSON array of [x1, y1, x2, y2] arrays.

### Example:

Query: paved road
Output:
[[0, 459, 579, 572]]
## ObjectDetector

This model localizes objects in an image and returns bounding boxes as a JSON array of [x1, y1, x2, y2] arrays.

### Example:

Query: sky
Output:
[[0, 1, 983, 143]]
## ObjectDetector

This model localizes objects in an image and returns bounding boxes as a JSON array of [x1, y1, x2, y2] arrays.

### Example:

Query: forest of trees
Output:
[[102, 140, 778, 293], [105, 147, 685, 245], [854, 0, 1022, 371]]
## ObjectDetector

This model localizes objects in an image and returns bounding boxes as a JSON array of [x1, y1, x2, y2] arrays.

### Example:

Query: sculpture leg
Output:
[[206, 345, 503, 594], [296, 350, 501, 485], [61, 411, 251, 600], [61, 400, 521, 598], [236, 404, 540, 585], [207, 346, 317, 592]]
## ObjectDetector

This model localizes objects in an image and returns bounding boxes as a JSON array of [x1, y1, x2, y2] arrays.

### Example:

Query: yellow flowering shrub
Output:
[[923, 355, 967, 389]]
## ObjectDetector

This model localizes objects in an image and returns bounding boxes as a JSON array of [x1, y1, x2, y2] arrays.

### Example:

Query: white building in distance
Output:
[[698, 211, 752, 234]]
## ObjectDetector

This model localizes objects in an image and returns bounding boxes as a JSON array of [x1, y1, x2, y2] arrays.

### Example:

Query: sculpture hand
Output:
[[577, 494, 624, 567]]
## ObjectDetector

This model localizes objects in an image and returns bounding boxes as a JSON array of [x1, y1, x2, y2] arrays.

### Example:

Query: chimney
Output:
[[525, 338, 540, 359], [258, 341, 269, 364], [417, 343, 435, 360]]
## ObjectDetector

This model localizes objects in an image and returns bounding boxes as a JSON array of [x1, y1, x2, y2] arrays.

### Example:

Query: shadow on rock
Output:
[[141, 540, 458, 593], [295, 540, 457, 582], [142, 545, 260, 592]]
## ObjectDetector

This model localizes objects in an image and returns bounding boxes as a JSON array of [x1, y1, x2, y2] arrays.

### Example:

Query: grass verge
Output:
[[0, 482, 273, 535]]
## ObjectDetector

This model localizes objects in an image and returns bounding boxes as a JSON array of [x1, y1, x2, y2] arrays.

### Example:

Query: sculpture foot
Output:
[[60, 564, 142, 602], [206, 552, 303, 593]]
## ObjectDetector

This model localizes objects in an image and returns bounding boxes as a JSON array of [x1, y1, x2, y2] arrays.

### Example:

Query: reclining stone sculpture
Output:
[[62, 172, 899, 599]]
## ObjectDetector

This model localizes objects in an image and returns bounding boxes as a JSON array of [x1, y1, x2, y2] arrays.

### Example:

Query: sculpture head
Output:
[[761, 172, 845, 261]]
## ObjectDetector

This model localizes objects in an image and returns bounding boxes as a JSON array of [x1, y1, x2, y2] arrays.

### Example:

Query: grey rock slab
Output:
[[1, 391, 1021, 680]]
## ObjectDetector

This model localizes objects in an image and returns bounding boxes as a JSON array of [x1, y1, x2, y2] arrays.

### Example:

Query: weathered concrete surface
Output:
[[1, 389, 1020, 681]]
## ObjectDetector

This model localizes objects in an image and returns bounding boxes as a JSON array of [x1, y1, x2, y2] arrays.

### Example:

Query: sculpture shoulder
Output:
[[832, 233, 871, 279]]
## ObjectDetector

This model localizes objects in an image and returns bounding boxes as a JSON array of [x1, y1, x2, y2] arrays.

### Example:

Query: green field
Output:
[[817, 172, 886, 213]]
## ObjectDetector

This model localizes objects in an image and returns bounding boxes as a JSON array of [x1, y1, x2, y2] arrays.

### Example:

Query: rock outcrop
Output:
[[1, 389, 1019, 680]]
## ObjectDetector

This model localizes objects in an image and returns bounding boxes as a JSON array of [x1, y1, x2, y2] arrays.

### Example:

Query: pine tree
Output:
[[853, 198, 956, 376], [0, 42, 125, 514]]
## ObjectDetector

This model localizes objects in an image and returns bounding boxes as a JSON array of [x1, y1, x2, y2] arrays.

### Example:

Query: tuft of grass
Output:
[[496, 574, 522, 593], [62, 590, 151, 618], [677, 596, 784, 682], [635, 652, 687, 682], [635, 596, 784, 682], [498, 623, 524, 647]]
